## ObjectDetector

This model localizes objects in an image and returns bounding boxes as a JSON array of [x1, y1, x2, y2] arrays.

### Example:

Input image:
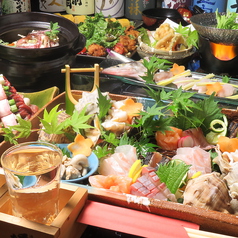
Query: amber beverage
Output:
[[1, 142, 63, 225]]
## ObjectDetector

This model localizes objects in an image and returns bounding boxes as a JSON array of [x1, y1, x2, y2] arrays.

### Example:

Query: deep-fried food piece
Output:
[[125, 26, 140, 39], [168, 33, 187, 51], [155, 32, 174, 50], [154, 23, 174, 41], [119, 35, 137, 53], [87, 43, 107, 57]]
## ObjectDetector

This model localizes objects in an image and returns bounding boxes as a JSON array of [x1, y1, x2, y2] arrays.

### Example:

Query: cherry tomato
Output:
[[77, 47, 87, 54], [113, 43, 125, 55]]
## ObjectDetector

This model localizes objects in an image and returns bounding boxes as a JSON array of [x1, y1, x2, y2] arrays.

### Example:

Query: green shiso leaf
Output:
[[156, 160, 191, 194]]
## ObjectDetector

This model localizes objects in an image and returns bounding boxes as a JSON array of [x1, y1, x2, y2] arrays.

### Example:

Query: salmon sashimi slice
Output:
[[89, 175, 133, 194]]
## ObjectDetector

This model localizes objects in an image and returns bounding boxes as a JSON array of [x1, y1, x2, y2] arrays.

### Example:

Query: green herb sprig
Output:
[[141, 56, 173, 84], [174, 23, 198, 48], [45, 22, 60, 40], [215, 9, 238, 29], [2, 104, 93, 145]]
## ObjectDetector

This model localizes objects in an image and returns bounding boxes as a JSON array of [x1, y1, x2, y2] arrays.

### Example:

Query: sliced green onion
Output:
[[210, 119, 226, 133], [10, 104, 18, 113], [157, 70, 191, 86], [8, 99, 15, 106]]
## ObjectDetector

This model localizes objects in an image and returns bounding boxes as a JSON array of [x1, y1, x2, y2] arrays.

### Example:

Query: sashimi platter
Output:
[[1, 62, 238, 236], [101, 56, 238, 108]]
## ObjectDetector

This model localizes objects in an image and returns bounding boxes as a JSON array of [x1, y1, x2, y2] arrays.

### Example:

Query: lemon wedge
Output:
[[129, 160, 142, 182]]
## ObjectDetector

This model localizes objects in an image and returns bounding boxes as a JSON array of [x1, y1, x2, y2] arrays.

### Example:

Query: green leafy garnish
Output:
[[156, 160, 191, 194], [78, 13, 126, 49], [2, 104, 93, 144], [222, 75, 230, 83], [215, 9, 238, 29], [45, 22, 60, 40], [141, 56, 173, 84], [3, 117, 32, 144], [143, 87, 223, 134], [139, 27, 151, 46], [94, 144, 113, 159], [97, 89, 112, 121], [174, 23, 198, 48]]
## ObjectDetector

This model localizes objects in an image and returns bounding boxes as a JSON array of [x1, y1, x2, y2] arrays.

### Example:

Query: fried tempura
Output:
[[154, 23, 188, 51], [88, 43, 107, 57], [119, 35, 137, 53], [154, 23, 174, 41]]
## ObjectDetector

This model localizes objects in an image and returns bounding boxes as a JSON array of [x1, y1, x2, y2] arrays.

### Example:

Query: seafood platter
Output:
[[1, 63, 238, 237], [2, 9, 238, 238], [101, 59, 238, 109]]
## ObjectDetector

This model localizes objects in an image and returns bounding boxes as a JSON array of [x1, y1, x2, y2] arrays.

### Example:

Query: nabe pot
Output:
[[0, 12, 86, 91]]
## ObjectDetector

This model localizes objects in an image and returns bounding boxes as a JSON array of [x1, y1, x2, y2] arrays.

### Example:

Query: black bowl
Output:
[[0, 12, 86, 92], [142, 8, 188, 30], [190, 13, 238, 45]]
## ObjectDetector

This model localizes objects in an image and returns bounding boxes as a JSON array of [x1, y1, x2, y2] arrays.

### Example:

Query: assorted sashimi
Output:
[[82, 87, 238, 215], [101, 59, 238, 98]]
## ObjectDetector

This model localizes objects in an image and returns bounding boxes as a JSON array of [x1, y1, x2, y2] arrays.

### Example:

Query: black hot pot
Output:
[[190, 13, 238, 76], [0, 12, 86, 92]]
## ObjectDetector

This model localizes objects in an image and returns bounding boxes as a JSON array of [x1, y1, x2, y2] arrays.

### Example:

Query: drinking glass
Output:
[[1, 141, 63, 225]]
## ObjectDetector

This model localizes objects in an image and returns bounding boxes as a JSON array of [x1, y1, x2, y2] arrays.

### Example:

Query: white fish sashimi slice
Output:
[[217, 84, 237, 97], [192, 78, 210, 94], [153, 71, 173, 83], [101, 61, 147, 81], [115, 145, 138, 165], [172, 146, 212, 178], [113, 153, 133, 175], [98, 145, 138, 176], [173, 76, 194, 88], [99, 156, 126, 176]]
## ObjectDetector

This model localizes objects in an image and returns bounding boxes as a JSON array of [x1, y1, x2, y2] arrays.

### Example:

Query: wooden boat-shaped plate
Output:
[[0, 90, 238, 237]]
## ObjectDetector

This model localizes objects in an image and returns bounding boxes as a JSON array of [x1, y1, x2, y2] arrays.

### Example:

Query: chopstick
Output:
[[185, 227, 236, 238]]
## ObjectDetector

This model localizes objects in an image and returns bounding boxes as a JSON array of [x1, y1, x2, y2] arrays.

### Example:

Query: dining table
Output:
[[1, 4, 238, 238]]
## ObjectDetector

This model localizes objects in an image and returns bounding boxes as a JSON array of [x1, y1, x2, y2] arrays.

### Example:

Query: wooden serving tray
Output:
[[0, 177, 88, 238], [1, 90, 238, 237]]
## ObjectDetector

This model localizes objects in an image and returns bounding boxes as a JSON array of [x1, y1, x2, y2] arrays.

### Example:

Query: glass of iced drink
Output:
[[1, 141, 63, 225]]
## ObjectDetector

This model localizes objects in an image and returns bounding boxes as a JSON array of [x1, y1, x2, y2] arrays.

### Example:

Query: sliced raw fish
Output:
[[153, 71, 173, 83], [89, 174, 133, 194], [217, 84, 237, 97], [98, 145, 137, 176], [172, 146, 212, 178], [181, 127, 214, 150], [192, 78, 210, 93], [173, 76, 194, 88], [130, 166, 176, 202], [101, 61, 147, 81]]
